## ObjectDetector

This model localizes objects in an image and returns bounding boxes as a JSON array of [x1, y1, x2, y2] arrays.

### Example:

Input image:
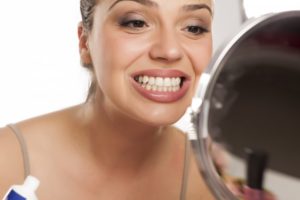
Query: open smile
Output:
[[134, 75, 184, 92], [131, 69, 191, 103]]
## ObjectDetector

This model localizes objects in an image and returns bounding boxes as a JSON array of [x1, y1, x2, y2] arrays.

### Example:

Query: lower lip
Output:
[[130, 78, 190, 103]]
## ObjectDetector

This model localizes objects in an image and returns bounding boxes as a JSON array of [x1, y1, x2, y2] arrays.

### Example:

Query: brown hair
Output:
[[80, 0, 98, 100]]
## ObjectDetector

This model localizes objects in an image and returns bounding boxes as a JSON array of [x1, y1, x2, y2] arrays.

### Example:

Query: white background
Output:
[[1, 1, 299, 125], [0, 1, 89, 126], [0, 0, 245, 127], [0, 0, 300, 199]]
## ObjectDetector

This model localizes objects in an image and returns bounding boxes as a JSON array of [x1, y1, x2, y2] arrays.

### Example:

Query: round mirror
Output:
[[191, 10, 300, 200]]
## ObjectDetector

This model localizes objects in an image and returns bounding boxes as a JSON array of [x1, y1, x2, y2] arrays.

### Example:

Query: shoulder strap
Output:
[[7, 124, 31, 179], [179, 134, 190, 200]]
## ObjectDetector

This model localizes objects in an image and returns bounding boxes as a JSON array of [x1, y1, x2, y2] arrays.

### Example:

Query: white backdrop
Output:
[[0, 0, 299, 199], [0, 0, 244, 127], [0, 0, 299, 127], [0, 1, 89, 126]]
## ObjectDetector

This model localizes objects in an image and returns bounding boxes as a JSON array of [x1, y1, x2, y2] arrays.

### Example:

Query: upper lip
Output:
[[131, 69, 191, 80]]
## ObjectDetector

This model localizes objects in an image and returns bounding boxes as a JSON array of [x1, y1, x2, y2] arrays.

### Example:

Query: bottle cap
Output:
[[23, 175, 40, 192]]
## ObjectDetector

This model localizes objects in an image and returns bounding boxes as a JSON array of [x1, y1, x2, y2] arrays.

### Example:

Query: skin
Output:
[[0, 0, 215, 199], [84, 0, 212, 126]]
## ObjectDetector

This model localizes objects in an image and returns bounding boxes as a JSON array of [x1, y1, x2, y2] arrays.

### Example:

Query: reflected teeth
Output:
[[135, 75, 183, 92]]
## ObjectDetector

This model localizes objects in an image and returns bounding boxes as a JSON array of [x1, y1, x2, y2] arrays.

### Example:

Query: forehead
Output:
[[101, 0, 213, 9]]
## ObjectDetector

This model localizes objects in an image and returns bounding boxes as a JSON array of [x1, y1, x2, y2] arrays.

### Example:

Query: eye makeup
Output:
[[115, 11, 152, 33]]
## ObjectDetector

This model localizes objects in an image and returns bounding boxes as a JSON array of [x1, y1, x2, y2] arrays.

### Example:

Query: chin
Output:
[[133, 108, 187, 127]]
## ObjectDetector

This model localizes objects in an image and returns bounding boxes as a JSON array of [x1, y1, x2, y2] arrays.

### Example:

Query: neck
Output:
[[76, 97, 171, 172]]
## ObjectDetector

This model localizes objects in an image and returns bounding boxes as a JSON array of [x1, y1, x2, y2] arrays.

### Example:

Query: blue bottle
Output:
[[2, 176, 39, 200]]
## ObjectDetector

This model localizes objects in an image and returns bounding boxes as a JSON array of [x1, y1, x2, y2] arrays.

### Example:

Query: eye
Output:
[[117, 12, 151, 34], [184, 25, 208, 35], [119, 19, 148, 29]]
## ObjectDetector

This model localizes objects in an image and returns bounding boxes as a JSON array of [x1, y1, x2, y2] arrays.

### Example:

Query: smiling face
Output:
[[80, 0, 213, 126]]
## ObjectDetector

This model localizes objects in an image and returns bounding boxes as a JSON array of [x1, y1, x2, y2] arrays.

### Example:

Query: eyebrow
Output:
[[182, 4, 213, 15], [109, 0, 158, 10], [109, 0, 212, 16]]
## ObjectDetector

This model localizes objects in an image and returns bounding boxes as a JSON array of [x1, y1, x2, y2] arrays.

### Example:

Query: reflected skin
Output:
[[0, 0, 214, 199]]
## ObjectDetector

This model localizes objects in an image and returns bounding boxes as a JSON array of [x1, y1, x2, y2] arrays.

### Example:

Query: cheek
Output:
[[101, 32, 152, 72], [185, 37, 213, 76], [91, 30, 154, 103], [91, 31, 152, 91]]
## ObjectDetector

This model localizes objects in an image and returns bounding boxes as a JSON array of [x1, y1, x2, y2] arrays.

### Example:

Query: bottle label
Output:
[[5, 190, 26, 200]]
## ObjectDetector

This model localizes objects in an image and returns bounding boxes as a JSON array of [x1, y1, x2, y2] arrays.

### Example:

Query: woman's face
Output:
[[83, 0, 213, 126]]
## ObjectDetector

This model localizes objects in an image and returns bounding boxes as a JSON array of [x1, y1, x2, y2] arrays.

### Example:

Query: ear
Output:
[[78, 22, 92, 66]]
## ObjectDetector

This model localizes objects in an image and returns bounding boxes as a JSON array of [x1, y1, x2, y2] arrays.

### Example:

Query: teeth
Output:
[[156, 77, 163, 86], [164, 78, 171, 87], [143, 76, 149, 83], [137, 75, 182, 87], [138, 76, 143, 83], [149, 77, 155, 85], [136, 75, 183, 92], [146, 84, 151, 90], [152, 85, 157, 91]]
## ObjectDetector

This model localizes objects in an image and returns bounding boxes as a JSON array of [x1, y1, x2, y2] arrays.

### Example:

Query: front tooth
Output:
[[143, 76, 149, 84], [156, 77, 164, 86], [164, 78, 171, 87], [149, 77, 155, 85]]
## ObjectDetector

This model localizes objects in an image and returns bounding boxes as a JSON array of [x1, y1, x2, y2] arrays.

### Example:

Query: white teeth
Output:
[[156, 77, 163, 86], [137, 75, 182, 87], [149, 77, 155, 85], [164, 78, 171, 87], [136, 75, 183, 92], [138, 76, 143, 83], [146, 84, 151, 90], [171, 77, 176, 85], [143, 76, 149, 83], [152, 85, 157, 91]]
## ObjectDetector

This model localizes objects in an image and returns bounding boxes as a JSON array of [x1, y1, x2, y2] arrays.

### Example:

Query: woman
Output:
[[0, 0, 214, 199]]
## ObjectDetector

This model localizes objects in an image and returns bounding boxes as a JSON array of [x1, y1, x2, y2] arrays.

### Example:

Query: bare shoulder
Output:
[[0, 105, 81, 197], [0, 126, 25, 197]]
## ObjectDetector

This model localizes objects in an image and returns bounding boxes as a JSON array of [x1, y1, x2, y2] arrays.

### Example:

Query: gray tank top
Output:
[[7, 124, 31, 178], [7, 124, 190, 200]]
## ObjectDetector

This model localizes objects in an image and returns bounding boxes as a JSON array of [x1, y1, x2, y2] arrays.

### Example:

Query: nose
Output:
[[149, 28, 183, 63]]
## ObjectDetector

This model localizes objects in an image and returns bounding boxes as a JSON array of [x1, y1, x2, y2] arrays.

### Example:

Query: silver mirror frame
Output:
[[191, 10, 300, 200]]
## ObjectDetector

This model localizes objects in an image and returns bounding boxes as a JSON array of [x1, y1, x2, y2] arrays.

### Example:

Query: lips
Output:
[[130, 69, 191, 103]]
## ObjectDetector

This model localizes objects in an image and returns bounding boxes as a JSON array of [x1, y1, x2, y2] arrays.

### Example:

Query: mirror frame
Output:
[[191, 10, 300, 200]]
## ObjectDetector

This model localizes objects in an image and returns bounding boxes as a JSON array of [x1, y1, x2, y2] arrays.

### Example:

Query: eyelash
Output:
[[119, 19, 148, 29], [118, 18, 209, 36], [184, 25, 209, 35]]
